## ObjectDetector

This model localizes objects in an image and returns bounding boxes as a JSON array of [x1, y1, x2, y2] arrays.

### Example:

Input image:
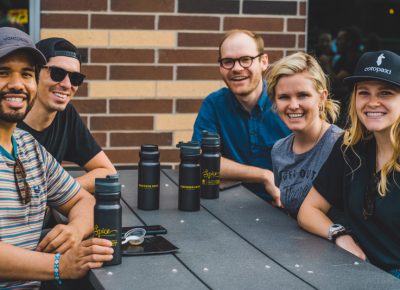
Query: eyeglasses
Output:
[[14, 157, 31, 204], [218, 53, 264, 70], [363, 172, 379, 220], [41, 65, 86, 86]]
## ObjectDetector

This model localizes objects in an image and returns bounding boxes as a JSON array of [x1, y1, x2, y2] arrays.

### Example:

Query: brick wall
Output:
[[40, 0, 307, 166]]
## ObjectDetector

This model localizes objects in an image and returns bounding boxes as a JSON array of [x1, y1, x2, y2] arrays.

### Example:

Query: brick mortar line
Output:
[[42, 11, 301, 19], [41, 29, 303, 35]]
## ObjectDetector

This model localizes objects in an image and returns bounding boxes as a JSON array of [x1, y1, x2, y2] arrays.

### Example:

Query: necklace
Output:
[[292, 122, 327, 154], [314, 121, 326, 145]]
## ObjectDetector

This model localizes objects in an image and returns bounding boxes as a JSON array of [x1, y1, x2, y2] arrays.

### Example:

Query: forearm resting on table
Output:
[[76, 167, 117, 193], [0, 242, 54, 280], [297, 186, 332, 238], [77, 151, 117, 193], [220, 157, 274, 184], [298, 187, 367, 260]]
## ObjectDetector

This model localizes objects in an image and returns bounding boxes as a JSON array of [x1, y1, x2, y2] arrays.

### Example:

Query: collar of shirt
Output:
[[231, 81, 270, 116], [0, 134, 17, 161]]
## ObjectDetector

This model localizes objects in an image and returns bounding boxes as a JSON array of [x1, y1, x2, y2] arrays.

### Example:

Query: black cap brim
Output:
[[344, 75, 400, 88]]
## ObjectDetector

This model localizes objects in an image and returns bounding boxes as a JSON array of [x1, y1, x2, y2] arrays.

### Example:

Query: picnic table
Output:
[[82, 168, 400, 290]]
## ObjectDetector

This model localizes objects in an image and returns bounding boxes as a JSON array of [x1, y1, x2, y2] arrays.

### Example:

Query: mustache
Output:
[[0, 89, 30, 99]]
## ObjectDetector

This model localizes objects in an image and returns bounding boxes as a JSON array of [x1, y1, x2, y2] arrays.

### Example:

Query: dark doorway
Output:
[[308, 0, 400, 54]]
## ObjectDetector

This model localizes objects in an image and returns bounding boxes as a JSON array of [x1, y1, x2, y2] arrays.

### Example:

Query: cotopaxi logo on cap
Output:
[[364, 53, 391, 75], [376, 53, 385, 66]]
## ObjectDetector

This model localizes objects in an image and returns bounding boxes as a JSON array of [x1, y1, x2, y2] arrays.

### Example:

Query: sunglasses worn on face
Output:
[[14, 157, 31, 205], [41, 65, 86, 86]]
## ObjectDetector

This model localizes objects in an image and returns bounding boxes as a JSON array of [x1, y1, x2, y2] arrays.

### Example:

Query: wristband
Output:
[[332, 230, 349, 244], [54, 253, 62, 285]]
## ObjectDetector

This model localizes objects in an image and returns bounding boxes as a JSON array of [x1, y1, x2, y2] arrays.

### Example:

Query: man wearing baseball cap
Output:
[[18, 37, 116, 194], [0, 27, 113, 289]]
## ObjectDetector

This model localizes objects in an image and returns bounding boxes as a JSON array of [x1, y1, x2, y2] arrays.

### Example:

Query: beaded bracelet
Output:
[[54, 253, 62, 285]]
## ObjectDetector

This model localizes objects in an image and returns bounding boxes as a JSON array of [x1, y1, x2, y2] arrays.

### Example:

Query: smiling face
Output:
[[0, 51, 37, 123], [36, 56, 80, 112], [275, 72, 326, 133], [355, 80, 400, 136], [219, 33, 268, 102]]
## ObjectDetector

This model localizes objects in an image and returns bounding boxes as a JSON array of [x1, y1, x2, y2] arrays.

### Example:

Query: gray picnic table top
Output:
[[81, 168, 400, 290]]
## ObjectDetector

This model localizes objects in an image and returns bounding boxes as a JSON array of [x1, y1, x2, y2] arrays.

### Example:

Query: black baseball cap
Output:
[[0, 27, 46, 65], [36, 37, 82, 64], [344, 50, 400, 88]]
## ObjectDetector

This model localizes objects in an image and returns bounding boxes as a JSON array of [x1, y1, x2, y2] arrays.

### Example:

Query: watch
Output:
[[327, 224, 346, 242]]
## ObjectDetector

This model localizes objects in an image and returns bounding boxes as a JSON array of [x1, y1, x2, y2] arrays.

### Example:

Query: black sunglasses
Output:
[[14, 157, 31, 205], [41, 65, 86, 86], [363, 172, 379, 220], [218, 53, 264, 70]]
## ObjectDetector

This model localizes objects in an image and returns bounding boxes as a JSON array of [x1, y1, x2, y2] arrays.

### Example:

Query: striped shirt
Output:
[[0, 128, 80, 289]]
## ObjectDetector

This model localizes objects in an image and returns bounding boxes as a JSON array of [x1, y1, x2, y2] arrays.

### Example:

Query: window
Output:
[[0, 0, 40, 42]]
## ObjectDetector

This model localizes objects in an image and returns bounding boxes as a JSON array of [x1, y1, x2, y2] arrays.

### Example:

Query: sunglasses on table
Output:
[[14, 157, 31, 205], [41, 65, 86, 86]]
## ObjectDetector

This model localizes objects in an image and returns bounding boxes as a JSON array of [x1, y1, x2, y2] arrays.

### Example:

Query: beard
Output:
[[0, 90, 32, 123]]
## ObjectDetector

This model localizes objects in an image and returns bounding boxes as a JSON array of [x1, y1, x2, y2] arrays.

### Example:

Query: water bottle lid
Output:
[[176, 141, 201, 156], [140, 144, 158, 152], [201, 131, 220, 145], [95, 174, 121, 195], [139, 144, 160, 160]]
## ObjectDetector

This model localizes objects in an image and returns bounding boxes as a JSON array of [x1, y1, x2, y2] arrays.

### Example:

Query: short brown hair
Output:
[[218, 29, 264, 58]]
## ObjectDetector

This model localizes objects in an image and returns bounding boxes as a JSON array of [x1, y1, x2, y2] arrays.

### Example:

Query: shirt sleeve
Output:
[[271, 143, 280, 187], [312, 136, 345, 210], [192, 96, 219, 142], [64, 104, 102, 167], [40, 145, 81, 207]]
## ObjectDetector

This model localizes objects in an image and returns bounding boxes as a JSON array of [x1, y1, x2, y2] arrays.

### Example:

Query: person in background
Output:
[[298, 50, 400, 279], [18, 37, 116, 194], [324, 26, 363, 128], [0, 27, 113, 289], [192, 29, 290, 205], [268, 52, 342, 218]]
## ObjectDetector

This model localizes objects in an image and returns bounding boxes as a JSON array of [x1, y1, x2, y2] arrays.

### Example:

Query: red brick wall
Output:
[[40, 0, 307, 166]]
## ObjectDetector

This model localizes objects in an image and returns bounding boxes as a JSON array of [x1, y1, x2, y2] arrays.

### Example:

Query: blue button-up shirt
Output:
[[192, 82, 290, 198]]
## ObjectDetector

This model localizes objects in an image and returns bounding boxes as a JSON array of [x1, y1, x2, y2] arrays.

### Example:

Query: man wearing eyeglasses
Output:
[[0, 27, 113, 289], [192, 29, 290, 205], [18, 37, 116, 193]]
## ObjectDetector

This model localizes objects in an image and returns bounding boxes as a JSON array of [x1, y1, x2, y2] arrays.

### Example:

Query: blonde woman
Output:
[[298, 50, 400, 279], [268, 52, 342, 217]]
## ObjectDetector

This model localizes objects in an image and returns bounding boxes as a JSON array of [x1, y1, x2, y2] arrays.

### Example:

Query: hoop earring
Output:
[[319, 103, 324, 116]]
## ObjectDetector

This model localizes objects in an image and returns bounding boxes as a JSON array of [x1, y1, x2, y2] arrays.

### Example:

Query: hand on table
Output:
[[59, 238, 114, 279], [335, 235, 367, 261], [263, 179, 282, 208], [36, 224, 83, 254]]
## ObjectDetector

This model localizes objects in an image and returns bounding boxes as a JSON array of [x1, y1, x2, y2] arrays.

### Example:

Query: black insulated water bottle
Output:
[[137, 144, 160, 210], [200, 131, 221, 199], [177, 141, 201, 211], [94, 174, 122, 266]]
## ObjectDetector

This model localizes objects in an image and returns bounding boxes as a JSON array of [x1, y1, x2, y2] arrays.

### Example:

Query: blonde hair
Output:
[[343, 85, 400, 196], [267, 51, 339, 123]]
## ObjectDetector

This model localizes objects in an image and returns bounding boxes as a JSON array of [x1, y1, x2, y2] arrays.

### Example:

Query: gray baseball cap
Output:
[[0, 27, 46, 65]]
